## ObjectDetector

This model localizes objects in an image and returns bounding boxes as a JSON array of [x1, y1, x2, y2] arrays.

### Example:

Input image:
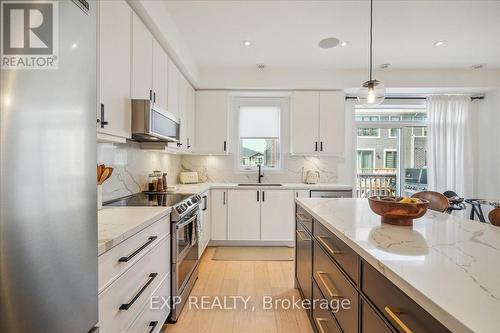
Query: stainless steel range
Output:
[[105, 192, 202, 322]]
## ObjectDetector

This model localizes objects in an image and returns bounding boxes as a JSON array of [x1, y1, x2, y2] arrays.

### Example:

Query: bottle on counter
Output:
[[148, 173, 155, 191], [162, 173, 168, 191], [153, 170, 162, 192]]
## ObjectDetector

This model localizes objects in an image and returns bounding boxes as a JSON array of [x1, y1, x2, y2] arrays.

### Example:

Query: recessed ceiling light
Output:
[[242, 40, 252, 47], [318, 37, 340, 49], [256, 63, 266, 70], [340, 41, 349, 47], [379, 63, 391, 69], [434, 40, 447, 47], [471, 64, 486, 70]]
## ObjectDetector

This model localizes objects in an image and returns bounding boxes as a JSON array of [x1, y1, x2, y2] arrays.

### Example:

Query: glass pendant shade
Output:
[[357, 80, 386, 106]]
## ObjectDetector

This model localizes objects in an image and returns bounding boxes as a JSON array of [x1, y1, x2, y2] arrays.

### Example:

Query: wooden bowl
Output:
[[368, 196, 430, 226]]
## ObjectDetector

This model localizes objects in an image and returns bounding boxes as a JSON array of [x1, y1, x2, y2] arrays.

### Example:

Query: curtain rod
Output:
[[345, 96, 485, 101]]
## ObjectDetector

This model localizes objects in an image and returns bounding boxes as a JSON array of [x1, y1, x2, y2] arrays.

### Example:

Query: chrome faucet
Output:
[[257, 164, 264, 183]]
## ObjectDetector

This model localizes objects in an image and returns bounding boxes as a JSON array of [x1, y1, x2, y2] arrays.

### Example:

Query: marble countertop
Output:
[[97, 206, 171, 255], [172, 182, 353, 194], [295, 198, 500, 333]]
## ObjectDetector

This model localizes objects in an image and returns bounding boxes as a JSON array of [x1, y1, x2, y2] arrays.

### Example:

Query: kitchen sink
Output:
[[237, 183, 283, 186]]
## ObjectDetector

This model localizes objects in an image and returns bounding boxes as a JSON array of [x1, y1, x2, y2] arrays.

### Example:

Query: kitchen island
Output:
[[295, 198, 500, 333]]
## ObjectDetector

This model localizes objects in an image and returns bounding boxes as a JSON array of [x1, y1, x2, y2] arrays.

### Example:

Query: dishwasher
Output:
[[310, 190, 353, 198]]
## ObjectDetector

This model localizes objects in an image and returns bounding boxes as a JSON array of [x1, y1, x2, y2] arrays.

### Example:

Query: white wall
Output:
[[476, 90, 500, 202]]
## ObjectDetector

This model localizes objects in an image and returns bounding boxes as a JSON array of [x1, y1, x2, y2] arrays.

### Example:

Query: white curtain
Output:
[[427, 95, 474, 197]]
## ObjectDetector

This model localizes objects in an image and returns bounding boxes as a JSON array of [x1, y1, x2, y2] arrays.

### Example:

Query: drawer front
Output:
[[312, 280, 343, 333], [295, 220, 313, 306], [313, 242, 358, 333], [99, 236, 170, 333], [296, 204, 313, 234], [361, 299, 394, 333], [99, 217, 170, 292], [361, 261, 450, 333], [127, 273, 171, 333], [314, 219, 358, 284]]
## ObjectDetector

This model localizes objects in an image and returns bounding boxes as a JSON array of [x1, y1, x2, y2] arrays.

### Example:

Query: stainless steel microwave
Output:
[[131, 99, 180, 142]]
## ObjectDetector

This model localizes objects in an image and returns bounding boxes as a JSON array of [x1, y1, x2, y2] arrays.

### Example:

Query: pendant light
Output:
[[357, 0, 385, 105]]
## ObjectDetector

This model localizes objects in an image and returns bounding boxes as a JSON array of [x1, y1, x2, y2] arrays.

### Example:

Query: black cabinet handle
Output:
[[187, 138, 191, 149], [223, 141, 227, 152], [176, 142, 183, 147], [153, 92, 156, 103], [149, 90, 152, 101], [99, 104, 109, 128], [262, 191, 265, 202], [148, 321, 159, 333], [202, 195, 207, 211], [223, 191, 226, 205], [119, 273, 158, 310], [257, 191, 259, 202], [320, 141, 323, 152], [315, 141, 318, 152], [118, 236, 157, 262]]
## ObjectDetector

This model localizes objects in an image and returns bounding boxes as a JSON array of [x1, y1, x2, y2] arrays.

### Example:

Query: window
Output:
[[412, 127, 427, 137], [388, 128, 398, 138], [384, 150, 398, 169], [238, 105, 280, 170], [357, 149, 375, 169], [357, 128, 380, 137]]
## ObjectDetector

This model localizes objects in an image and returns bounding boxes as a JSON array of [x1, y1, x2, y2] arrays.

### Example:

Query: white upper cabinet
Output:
[[152, 39, 168, 110], [260, 190, 295, 241], [227, 190, 261, 241], [167, 58, 180, 118], [98, 0, 131, 139], [131, 12, 153, 101], [290, 91, 320, 154], [290, 91, 345, 156], [185, 83, 195, 151], [195, 91, 229, 154], [319, 91, 345, 156]]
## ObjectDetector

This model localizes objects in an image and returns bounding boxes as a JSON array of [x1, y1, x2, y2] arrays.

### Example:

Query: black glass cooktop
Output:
[[104, 192, 191, 207]]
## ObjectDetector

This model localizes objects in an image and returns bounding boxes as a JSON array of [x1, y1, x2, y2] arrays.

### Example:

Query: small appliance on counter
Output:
[[304, 170, 320, 184], [180, 171, 199, 184]]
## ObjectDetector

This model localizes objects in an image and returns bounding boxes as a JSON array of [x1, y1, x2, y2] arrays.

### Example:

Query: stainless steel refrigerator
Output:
[[0, 1, 98, 332]]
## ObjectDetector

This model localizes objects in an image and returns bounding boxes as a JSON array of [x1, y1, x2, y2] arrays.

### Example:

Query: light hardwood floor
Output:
[[165, 247, 314, 333]]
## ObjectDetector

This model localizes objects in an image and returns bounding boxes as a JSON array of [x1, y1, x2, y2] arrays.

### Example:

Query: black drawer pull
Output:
[[148, 321, 159, 333], [119, 273, 158, 310], [118, 236, 158, 263]]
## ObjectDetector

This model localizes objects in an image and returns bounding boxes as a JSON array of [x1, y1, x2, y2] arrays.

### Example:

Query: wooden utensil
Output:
[[97, 164, 105, 182], [98, 167, 113, 185]]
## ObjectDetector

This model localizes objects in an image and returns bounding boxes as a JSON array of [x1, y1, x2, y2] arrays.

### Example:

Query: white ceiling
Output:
[[164, 0, 500, 71]]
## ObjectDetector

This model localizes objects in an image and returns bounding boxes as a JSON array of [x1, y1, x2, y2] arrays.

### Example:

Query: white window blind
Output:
[[239, 106, 280, 138]]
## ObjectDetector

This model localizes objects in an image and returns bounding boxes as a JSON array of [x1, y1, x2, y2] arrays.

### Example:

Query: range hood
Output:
[[131, 99, 180, 143]]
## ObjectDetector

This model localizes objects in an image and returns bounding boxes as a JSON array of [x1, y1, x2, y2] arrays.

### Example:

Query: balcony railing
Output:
[[356, 168, 397, 198]]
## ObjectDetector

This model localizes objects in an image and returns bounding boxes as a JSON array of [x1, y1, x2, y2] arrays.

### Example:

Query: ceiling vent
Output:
[[256, 63, 266, 71]]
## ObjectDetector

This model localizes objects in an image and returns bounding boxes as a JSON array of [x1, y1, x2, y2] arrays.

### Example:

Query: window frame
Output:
[[383, 149, 398, 169], [357, 127, 381, 138], [232, 96, 286, 172], [357, 148, 376, 170]]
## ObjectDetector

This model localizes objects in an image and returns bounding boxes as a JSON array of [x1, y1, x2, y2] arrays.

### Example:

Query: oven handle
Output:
[[175, 214, 198, 230]]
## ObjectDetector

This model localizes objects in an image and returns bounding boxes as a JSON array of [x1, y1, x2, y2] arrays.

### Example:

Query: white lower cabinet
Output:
[[227, 190, 261, 240], [98, 218, 170, 333], [261, 190, 295, 241], [211, 189, 228, 240], [127, 273, 170, 333], [199, 190, 211, 257]]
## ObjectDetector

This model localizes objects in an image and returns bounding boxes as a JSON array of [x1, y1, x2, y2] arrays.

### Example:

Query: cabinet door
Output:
[[131, 12, 153, 100], [195, 91, 229, 154], [261, 190, 295, 241], [211, 190, 227, 240], [152, 39, 168, 110], [169, 75, 188, 150], [294, 190, 310, 199], [319, 91, 345, 156], [227, 190, 261, 240], [98, 0, 131, 139], [167, 58, 180, 118], [199, 191, 211, 257], [290, 91, 320, 155], [186, 83, 196, 151]]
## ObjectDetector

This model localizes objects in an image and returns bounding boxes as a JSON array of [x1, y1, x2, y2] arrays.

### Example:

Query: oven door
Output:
[[174, 212, 199, 293]]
